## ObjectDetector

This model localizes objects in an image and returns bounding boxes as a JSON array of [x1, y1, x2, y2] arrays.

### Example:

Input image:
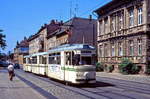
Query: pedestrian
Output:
[[7, 63, 15, 81]]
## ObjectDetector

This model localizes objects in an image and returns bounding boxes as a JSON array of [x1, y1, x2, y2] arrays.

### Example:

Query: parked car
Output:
[[14, 64, 20, 69], [0, 61, 9, 67]]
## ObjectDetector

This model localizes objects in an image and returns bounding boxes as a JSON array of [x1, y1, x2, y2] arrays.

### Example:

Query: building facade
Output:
[[14, 38, 29, 65], [46, 17, 97, 50], [28, 20, 60, 54], [95, 0, 150, 72]]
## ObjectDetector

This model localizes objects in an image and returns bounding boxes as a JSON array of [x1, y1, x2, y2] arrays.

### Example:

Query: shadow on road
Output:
[[47, 77, 115, 88], [21, 72, 115, 88], [71, 81, 115, 88]]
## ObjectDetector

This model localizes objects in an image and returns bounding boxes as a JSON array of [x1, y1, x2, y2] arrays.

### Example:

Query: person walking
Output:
[[7, 63, 15, 81]]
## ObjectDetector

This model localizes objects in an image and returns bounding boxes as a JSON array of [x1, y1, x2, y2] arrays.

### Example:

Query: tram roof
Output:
[[48, 44, 95, 53], [24, 44, 95, 58], [24, 55, 31, 58], [31, 52, 48, 57], [24, 52, 48, 58]]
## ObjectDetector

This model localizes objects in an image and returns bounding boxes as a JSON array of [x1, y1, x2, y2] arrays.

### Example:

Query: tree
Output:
[[0, 29, 6, 50]]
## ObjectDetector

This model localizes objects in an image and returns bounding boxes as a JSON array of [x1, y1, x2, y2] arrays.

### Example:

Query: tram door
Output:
[[64, 51, 74, 81]]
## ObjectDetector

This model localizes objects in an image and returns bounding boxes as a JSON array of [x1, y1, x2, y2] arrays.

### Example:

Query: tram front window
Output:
[[80, 57, 91, 65], [72, 55, 92, 65]]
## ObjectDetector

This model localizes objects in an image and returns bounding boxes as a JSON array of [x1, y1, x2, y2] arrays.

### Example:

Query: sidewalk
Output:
[[0, 70, 45, 99], [96, 72, 150, 84]]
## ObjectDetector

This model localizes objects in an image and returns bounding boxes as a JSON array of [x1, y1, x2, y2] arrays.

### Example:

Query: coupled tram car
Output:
[[23, 44, 96, 84]]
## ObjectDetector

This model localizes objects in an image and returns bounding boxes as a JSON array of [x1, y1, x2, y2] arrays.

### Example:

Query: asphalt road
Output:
[[0, 69, 150, 99]]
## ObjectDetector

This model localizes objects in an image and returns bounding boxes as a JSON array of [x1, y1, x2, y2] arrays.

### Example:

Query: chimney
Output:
[[55, 20, 58, 24], [60, 20, 63, 25], [44, 24, 47, 27], [50, 20, 55, 24], [89, 15, 92, 21]]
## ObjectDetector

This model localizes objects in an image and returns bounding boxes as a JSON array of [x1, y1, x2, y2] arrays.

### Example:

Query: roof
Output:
[[94, 0, 130, 15], [28, 33, 40, 42], [48, 44, 95, 53], [47, 17, 94, 38], [16, 39, 29, 48], [46, 24, 61, 38]]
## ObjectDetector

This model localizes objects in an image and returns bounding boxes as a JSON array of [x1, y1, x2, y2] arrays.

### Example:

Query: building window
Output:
[[104, 44, 108, 57], [118, 11, 124, 30], [111, 15, 115, 32], [99, 45, 103, 57], [104, 18, 108, 34], [129, 40, 134, 56], [138, 7, 143, 25], [118, 42, 123, 56], [138, 39, 142, 55], [129, 8, 134, 27], [98, 21, 103, 36], [111, 43, 115, 56]]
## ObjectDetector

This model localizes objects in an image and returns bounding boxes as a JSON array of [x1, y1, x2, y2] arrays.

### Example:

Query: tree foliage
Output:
[[0, 29, 6, 50]]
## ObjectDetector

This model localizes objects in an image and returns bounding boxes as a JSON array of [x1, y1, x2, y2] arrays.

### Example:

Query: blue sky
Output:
[[0, 0, 111, 53]]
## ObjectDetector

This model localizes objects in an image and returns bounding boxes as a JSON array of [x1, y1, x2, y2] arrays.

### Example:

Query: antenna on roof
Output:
[[59, 10, 62, 21], [74, 0, 79, 17], [70, 1, 73, 19]]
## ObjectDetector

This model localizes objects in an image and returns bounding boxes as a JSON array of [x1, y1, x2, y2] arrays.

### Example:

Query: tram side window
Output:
[[23, 58, 26, 64], [28, 58, 31, 64], [65, 52, 72, 65], [42, 57, 47, 64], [56, 53, 61, 64], [32, 56, 37, 64], [39, 56, 47, 64], [48, 53, 61, 64]]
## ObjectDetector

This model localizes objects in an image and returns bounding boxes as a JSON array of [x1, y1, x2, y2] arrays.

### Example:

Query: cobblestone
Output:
[[0, 70, 46, 99], [16, 70, 89, 99], [1, 69, 150, 99]]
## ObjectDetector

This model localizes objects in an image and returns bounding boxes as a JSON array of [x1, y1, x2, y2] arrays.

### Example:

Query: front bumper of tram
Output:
[[74, 66, 96, 84]]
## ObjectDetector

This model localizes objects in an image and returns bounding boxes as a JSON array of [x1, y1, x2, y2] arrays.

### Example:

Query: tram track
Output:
[[16, 70, 136, 99], [16, 70, 101, 99], [35, 72, 150, 99], [16, 70, 150, 99], [98, 77, 150, 87], [96, 77, 150, 94], [31, 73, 138, 99]]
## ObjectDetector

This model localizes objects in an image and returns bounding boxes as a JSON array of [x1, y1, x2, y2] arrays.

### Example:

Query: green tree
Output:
[[0, 29, 6, 50]]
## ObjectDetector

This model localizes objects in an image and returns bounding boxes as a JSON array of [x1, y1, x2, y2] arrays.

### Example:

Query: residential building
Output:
[[95, 0, 150, 73], [46, 17, 97, 50], [14, 37, 29, 65], [28, 20, 60, 54]]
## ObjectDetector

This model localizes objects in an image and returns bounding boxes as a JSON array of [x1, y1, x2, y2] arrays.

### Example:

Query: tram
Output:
[[23, 44, 96, 84]]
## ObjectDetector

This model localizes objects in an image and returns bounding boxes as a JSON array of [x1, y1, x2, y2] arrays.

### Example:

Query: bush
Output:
[[96, 62, 104, 72], [119, 59, 140, 74], [131, 65, 141, 74], [145, 66, 150, 75], [108, 65, 114, 73]]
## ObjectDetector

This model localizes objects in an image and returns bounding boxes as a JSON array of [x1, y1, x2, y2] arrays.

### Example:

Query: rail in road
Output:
[[1, 69, 150, 99]]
